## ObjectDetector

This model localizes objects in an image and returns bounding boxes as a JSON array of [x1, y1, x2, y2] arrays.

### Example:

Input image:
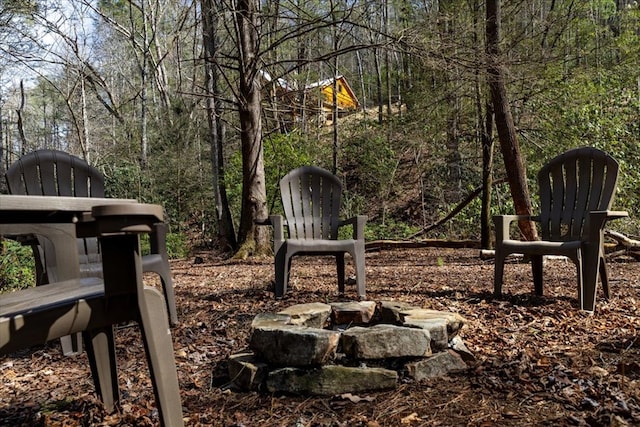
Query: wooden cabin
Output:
[[306, 76, 360, 113], [260, 71, 360, 129]]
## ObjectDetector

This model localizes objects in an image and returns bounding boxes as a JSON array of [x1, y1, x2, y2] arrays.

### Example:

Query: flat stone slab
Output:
[[251, 313, 291, 329], [266, 365, 398, 395], [379, 301, 416, 324], [277, 302, 332, 328], [250, 325, 340, 366], [406, 350, 468, 381], [400, 308, 466, 336], [403, 318, 449, 351], [330, 301, 377, 325], [228, 353, 269, 390], [341, 324, 431, 359]]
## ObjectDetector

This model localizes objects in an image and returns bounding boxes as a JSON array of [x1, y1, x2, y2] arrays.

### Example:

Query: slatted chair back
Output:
[[5, 149, 178, 325], [280, 166, 342, 240], [6, 149, 104, 198], [270, 165, 367, 299], [6, 150, 104, 279], [538, 147, 619, 242]]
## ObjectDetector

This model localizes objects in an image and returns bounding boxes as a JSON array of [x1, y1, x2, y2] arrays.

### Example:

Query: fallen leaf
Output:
[[339, 393, 375, 403], [401, 412, 420, 424]]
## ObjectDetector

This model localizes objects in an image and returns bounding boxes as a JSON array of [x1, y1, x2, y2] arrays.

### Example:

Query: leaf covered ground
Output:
[[1, 247, 640, 426]]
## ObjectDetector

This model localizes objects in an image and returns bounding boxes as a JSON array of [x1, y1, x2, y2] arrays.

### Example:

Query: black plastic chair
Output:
[[493, 147, 628, 311]]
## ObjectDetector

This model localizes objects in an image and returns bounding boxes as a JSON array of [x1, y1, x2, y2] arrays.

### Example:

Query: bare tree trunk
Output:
[[356, 50, 367, 114], [202, 0, 236, 251], [383, 0, 392, 116], [486, 0, 536, 241], [137, 0, 149, 167], [332, 76, 339, 175], [331, 4, 342, 175], [445, 93, 461, 202], [474, 0, 494, 249], [234, 0, 270, 257], [374, 47, 383, 124], [80, 77, 90, 162], [16, 81, 27, 155], [481, 101, 494, 248], [332, 41, 339, 174], [0, 102, 6, 194]]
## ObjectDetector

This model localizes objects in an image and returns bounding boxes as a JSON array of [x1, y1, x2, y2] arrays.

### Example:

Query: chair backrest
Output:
[[6, 150, 105, 278], [538, 147, 619, 241], [5, 149, 104, 197], [280, 166, 342, 240]]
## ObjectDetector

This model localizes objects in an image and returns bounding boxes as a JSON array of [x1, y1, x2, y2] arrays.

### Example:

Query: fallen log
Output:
[[605, 230, 640, 248], [478, 250, 567, 261], [604, 230, 640, 261], [479, 231, 640, 261], [365, 239, 480, 251]]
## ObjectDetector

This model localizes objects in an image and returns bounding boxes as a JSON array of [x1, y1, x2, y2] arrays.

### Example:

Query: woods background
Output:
[[1, 0, 639, 258]]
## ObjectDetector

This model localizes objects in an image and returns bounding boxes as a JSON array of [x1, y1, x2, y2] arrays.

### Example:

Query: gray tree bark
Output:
[[234, 0, 270, 257], [201, 0, 236, 251], [486, 0, 537, 241]]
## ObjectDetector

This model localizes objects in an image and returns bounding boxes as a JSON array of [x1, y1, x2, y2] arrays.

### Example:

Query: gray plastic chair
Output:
[[5, 149, 178, 325], [493, 147, 627, 311], [270, 166, 367, 298], [0, 202, 183, 426]]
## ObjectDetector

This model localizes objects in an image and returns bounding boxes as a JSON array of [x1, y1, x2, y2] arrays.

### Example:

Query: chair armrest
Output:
[[586, 210, 629, 239], [254, 217, 272, 226], [602, 210, 629, 220], [269, 215, 287, 254], [340, 215, 367, 240], [493, 214, 536, 243], [149, 222, 168, 259], [91, 203, 164, 235]]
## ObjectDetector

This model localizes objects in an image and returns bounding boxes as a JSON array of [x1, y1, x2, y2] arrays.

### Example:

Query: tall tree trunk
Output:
[[0, 103, 5, 194], [202, 0, 236, 251], [486, 0, 537, 241], [332, 76, 339, 175], [80, 77, 90, 162], [481, 101, 494, 248], [441, 7, 461, 203], [332, 33, 340, 174], [356, 50, 367, 114], [383, 0, 392, 116], [138, 0, 149, 167], [445, 93, 461, 202], [474, 0, 493, 249], [234, 0, 270, 258], [17, 80, 27, 155], [374, 47, 383, 124]]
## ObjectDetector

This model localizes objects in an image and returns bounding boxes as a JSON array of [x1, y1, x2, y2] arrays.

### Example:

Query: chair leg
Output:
[[143, 255, 178, 325], [353, 246, 366, 300], [599, 257, 610, 300], [160, 272, 178, 326], [274, 247, 288, 298], [336, 253, 346, 294], [493, 248, 506, 297], [84, 326, 119, 413], [138, 287, 184, 427], [60, 333, 83, 356], [579, 248, 600, 311], [531, 255, 544, 296]]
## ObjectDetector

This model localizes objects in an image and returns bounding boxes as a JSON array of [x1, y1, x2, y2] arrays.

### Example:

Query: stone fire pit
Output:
[[227, 301, 474, 395]]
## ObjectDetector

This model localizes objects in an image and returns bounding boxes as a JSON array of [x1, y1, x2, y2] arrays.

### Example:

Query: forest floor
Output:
[[1, 247, 640, 427]]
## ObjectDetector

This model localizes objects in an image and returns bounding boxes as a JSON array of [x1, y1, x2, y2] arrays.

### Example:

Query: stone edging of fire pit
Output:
[[227, 300, 475, 395]]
